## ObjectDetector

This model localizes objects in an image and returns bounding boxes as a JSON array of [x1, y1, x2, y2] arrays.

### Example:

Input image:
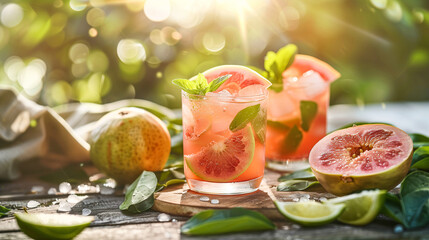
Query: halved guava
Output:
[[201, 65, 271, 94], [185, 125, 255, 182], [309, 124, 413, 196]]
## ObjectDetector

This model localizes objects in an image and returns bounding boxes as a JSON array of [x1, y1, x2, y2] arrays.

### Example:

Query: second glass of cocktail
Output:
[[174, 66, 271, 195], [265, 53, 340, 171]]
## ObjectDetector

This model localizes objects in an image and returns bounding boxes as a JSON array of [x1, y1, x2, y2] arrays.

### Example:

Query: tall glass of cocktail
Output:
[[265, 54, 340, 171], [174, 65, 271, 195]]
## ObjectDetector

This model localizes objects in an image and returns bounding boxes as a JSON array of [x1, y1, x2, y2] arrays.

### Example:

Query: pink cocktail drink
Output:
[[182, 92, 268, 195], [265, 55, 340, 171], [178, 65, 271, 195]]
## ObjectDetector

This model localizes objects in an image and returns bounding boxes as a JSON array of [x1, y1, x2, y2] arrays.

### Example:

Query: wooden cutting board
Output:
[[153, 170, 336, 220]]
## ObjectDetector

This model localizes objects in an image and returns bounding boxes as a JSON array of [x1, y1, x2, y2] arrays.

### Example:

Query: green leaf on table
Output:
[[400, 170, 429, 200], [267, 120, 290, 131], [229, 104, 260, 132], [400, 170, 429, 229], [401, 190, 429, 229], [181, 208, 276, 235], [381, 193, 405, 225], [409, 133, 429, 149], [207, 74, 232, 93], [156, 179, 186, 192], [282, 125, 303, 154], [300, 100, 318, 132], [278, 168, 315, 182], [0, 205, 10, 218], [155, 167, 185, 192], [120, 171, 157, 213], [411, 146, 429, 170], [277, 180, 319, 191]]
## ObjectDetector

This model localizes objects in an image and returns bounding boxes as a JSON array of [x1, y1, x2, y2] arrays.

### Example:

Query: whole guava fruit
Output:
[[309, 124, 413, 196], [89, 107, 171, 184]]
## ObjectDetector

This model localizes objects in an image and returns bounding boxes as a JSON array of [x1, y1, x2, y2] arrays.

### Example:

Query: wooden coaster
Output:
[[153, 170, 335, 220]]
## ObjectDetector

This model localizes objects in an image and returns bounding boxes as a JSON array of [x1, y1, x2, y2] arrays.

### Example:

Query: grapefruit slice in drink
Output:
[[185, 125, 255, 182], [282, 54, 341, 83], [202, 65, 271, 94]]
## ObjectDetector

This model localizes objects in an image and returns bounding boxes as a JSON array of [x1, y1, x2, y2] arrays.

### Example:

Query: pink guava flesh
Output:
[[310, 124, 412, 176]]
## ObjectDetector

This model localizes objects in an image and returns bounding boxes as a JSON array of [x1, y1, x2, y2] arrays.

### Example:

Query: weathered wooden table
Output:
[[1, 102, 429, 240]]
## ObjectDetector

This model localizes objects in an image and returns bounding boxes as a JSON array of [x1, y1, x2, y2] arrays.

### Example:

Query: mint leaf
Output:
[[264, 51, 277, 74], [276, 44, 297, 73], [194, 73, 209, 92], [120, 171, 157, 213], [229, 104, 260, 132], [267, 120, 290, 131], [277, 180, 319, 191], [263, 44, 298, 92], [207, 74, 231, 93], [181, 208, 276, 235], [282, 125, 303, 154], [251, 107, 267, 143], [172, 79, 201, 95], [300, 100, 318, 132], [278, 168, 315, 182]]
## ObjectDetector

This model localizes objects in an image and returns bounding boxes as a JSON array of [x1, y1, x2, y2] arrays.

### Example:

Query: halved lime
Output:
[[323, 189, 387, 225], [274, 201, 345, 227], [15, 213, 94, 240]]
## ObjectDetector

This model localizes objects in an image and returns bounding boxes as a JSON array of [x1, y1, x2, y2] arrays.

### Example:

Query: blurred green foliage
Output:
[[0, 0, 428, 109]]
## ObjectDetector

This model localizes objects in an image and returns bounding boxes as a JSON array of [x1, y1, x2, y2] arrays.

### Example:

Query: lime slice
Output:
[[15, 213, 94, 240], [323, 189, 387, 225], [274, 201, 345, 227]]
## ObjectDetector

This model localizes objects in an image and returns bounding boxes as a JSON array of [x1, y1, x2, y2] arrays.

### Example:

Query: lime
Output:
[[274, 201, 345, 227], [15, 213, 94, 240], [323, 189, 387, 225]]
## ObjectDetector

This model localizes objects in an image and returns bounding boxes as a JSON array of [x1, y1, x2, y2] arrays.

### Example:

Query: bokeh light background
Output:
[[0, 0, 428, 109]]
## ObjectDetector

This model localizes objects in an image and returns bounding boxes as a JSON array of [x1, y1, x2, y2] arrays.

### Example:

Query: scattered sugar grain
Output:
[[47, 188, 57, 195], [58, 201, 71, 212], [394, 224, 404, 233], [27, 200, 40, 209], [199, 196, 210, 202], [82, 208, 91, 216], [210, 199, 219, 204], [157, 213, 171, 222], [59, 182, 72, 194], [31, 186, 44, 194]]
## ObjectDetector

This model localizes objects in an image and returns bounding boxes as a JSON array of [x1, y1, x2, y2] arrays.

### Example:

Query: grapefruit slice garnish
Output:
[[185, 125, 255, 182], [201, 65, 271, 94], [309, 124, 413, 196], [282, 54, 341, 83]]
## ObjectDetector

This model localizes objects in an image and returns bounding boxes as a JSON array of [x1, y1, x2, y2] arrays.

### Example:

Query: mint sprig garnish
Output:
[[250, 44, 297, 92], [229, 104, 260, 132], [172, 74, 232, 95]]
